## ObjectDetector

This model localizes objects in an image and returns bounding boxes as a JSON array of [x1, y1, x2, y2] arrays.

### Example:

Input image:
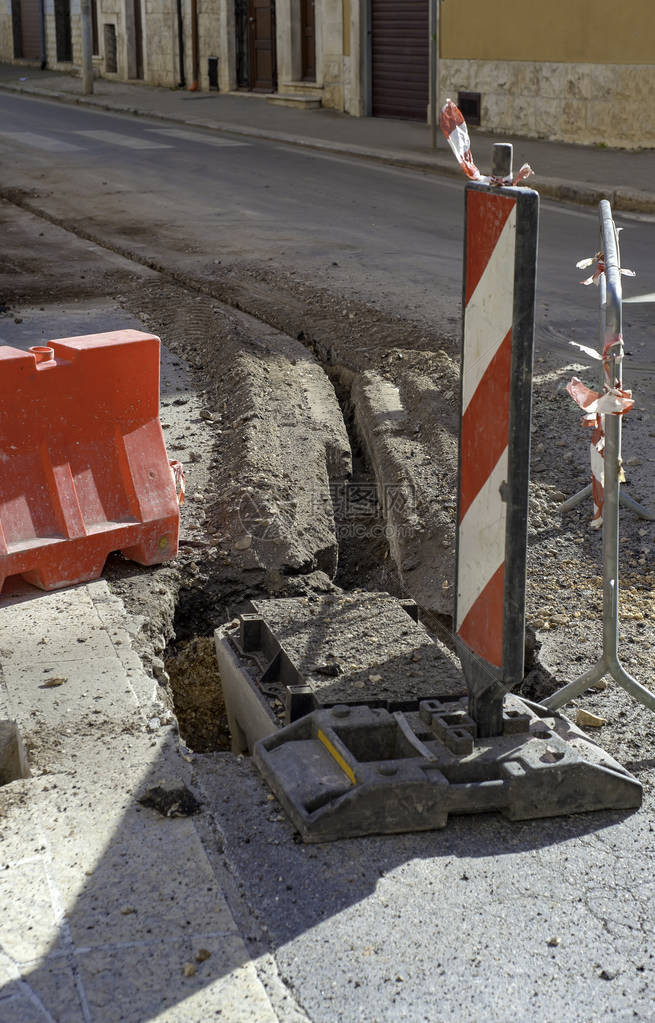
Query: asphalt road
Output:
[[1, 90, 654, 377]]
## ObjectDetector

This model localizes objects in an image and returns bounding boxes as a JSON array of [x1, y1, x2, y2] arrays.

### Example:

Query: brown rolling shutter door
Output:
[[371, 0, 429, 121], [20, 0, 42, 60]]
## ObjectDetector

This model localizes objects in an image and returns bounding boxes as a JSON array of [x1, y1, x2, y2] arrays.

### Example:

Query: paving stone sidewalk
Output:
[[0, 580, 278, 1023]]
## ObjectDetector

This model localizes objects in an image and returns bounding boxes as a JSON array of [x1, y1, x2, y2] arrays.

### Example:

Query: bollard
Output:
[[455, 146, 539, 736]]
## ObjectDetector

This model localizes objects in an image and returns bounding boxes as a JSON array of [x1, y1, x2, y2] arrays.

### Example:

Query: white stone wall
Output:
[[275, 0, 296, 85], [173, 0, 224, 92], [197, 0, 222, 89], [315, 0, 342, 108], [93, 0, 127, 78], [143, 0, 178, 87], [216, 0, 234, 91], [442, 59, 655, 149], [0, 0, 14, 61], [342, 0, 366, 115]]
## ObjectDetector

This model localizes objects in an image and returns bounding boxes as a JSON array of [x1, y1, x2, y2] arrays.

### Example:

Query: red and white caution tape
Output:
[[577, 249, 635, 287], [440, 99, 534, 186], [566, 371, 633, 529], [170, 460, 186, 506], [567, 242, 636, 526]]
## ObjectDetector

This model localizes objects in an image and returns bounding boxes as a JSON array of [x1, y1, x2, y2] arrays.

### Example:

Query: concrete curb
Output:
[[352, 369, 457, 620], [2, 81, 654, 215]]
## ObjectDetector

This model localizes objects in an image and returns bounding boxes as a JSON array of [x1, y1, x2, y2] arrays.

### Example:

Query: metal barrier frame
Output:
[[546, 201, 655, 713]]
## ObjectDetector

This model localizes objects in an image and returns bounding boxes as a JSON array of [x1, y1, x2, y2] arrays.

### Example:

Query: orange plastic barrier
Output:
[[0, 330, 180, 591]]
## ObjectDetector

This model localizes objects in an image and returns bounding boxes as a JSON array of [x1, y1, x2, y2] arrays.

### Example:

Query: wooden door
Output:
[[371, 0, 429, 121], [19, 0, 41, 59], [248, 0, 276, 92], [12, 0, 41, 60], [54, 0, 72, 62], [301, 0, 315, 82], [235, 0, 250, 88]]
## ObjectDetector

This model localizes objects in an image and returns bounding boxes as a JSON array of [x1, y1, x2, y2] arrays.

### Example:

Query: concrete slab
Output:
[[77, 939, 277, 1023], [5, 657, 141, 731], [249, 593, 464, 706], [34, 781, 236, 947], [0, 858, 68, 962], [0, 956, 88, 1023], [0, 578, 280, 1022], [352, 368, 459, 618], [0, 587, 116, 669], [194, 751, 655, 1023]]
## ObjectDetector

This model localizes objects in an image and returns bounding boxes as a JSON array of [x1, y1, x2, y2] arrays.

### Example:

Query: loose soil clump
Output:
[[165, 636, 231, 753]]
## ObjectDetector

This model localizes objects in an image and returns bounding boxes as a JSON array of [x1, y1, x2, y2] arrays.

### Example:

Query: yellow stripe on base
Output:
[[317, 729, 357, 786]]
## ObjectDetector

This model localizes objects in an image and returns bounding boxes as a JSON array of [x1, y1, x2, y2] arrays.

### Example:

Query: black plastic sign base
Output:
[[254, 694, 641, 843]]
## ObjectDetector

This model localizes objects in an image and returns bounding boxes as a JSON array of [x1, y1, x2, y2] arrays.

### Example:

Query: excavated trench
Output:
[[112, 278, 549, 756], [162, 362, 408, 754], [4, 188, 654, 793], [0, 193, 562, 754], [0, 190, 464, 757]]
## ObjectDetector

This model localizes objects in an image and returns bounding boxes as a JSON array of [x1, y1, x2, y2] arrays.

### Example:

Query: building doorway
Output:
[[371, 0, 429, 120], [301, 0, 315, 81], [235, 0, 277, 92], [54, 0, 72, 62], [11, 0, 42, 60]]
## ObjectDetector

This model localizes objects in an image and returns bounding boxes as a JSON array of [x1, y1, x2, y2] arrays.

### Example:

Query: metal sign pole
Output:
[[80, 0, 94, 96], [546, 201, 655, 713], [429, 0, 439, 150]]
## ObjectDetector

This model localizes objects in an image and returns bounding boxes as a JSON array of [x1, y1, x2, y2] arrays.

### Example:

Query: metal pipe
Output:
[[189, 0, 199, 91], [429, 0, 437, 149], [39, 0, 46, 69], [491, 143, 512, 181], [80, 0, 94, 95], [558, 201, 653, 520], [176, 0, 186, 88]]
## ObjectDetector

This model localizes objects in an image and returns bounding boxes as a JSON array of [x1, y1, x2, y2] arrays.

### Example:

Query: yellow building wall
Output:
[[441, 2, 655, 65]]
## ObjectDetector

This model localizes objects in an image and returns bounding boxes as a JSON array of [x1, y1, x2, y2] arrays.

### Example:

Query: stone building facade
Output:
[[3, 1, 655, 148], [439, 0, 655, 149]]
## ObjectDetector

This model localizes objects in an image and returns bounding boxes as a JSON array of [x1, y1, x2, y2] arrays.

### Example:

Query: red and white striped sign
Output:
[[456, 190, 517, 669]]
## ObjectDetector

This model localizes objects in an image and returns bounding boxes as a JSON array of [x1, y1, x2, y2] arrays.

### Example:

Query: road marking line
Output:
[[624, 292, 655, 303], [0, 131, 80, 152], [147, 128, 249, 147], [74, 130, 171, 150]]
